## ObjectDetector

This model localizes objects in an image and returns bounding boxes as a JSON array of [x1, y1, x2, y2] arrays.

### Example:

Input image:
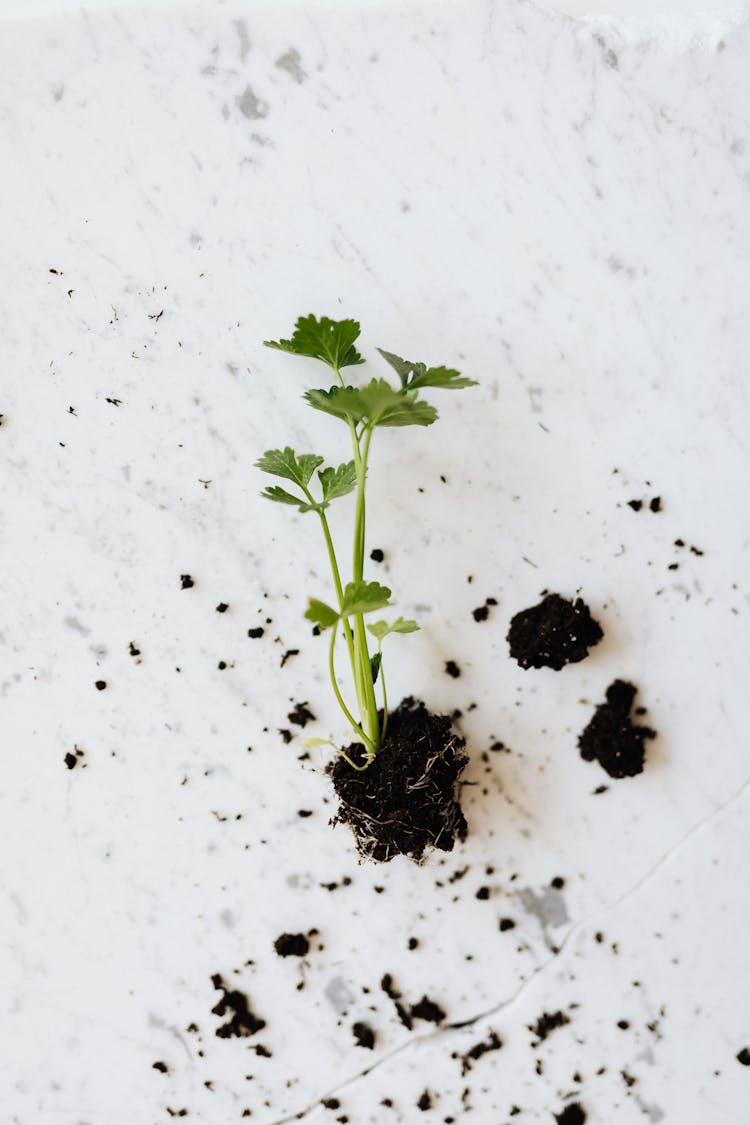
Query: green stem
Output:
[[379, 643, 390, 743], [350, 424, 380, 750], [328, 621, 376, 756]]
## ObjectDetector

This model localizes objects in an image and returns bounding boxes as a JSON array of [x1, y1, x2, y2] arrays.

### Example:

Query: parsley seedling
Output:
[[257, 315, 476, 767]]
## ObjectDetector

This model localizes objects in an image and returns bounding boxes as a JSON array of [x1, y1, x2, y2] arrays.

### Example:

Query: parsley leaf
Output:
[[377, 348, 477, 391], [304, 598, 340, 630], [340, 580, 392, 617], [260, 485, 323, 514], [255, 447, 324, 488], [318, 461, 357, 502], [265, 315, 365, 370], [367, 617, 420, 641], [305, 379, 437, 428]]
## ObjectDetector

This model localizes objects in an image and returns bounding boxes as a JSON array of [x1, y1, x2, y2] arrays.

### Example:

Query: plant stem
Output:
[[350, 424, 380, 750], [328, 620, 376, 756]]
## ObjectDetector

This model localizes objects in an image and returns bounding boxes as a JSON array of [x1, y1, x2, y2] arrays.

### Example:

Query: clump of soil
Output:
[[328, 697, 468, 863], [210, 975, 265, 1039], [507, 593, 603, 670], [352, 1021, 376, 1049], [578, 680, 656, 778], [458, 1029, 503, 1074], [555, 1105, 586, 1125], [273, 933, 309, 957]]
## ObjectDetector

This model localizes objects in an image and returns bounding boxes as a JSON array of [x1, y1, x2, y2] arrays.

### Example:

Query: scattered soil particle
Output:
[[274, 933, 310, 957], [445, 660, 461, 678], [152, 1061, 169, 1073], [298, 809, 313, 818], [550, 875, 565, 890], [180, 574, 195, 589], [578, 680, 656, 778], [329, 697, 468, 863], [278, 728, 293, 745], [649, 496, 662, 512], [554, 1105, 586, 1125], [129, 641, 141, 656], [529, 1010, 570, 1045], [94, 680, 107, 691], [627, 499, 643, 511], [459, 1029, 503, 1074], [352, 1021, 376, 1049], [216, 603, 229, 613], [380, 974, 414, 1029], [288, 701, 316, 728], [370, 548, 384, 562], [410, 995, 446, 1024], [280, 648, 299, 667], [737, 1047, 750, 1066], [417, 1090, 433, 1111], [247, 627, 264, 638], [472, 604, 489, 622], [499, 917, 516, 932], [507, 593, 603, 671], [408, 937, 419, 950], [475, 886, 490, 900], [322, 1099, 341, 1110], [210, 975, 265, 1038], [64, 751, 78, 769]]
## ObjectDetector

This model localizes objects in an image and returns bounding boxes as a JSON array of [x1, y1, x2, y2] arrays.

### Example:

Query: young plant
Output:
[[256, 314, 476, 767]]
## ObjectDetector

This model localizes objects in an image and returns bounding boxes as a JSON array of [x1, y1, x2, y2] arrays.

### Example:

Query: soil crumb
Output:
[[507, 593, 603, 670], [352, 1021, 376, 1049], [329, 697, 468, 863], [578, 680, 656, 778], [555, 1105, 586, 1125], [459, 1029, 503, 1074], [274, 933, 310, 957], [210, 975, 265, 1038]]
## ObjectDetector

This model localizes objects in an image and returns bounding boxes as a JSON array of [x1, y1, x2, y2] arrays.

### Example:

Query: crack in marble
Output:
[[269, 772, 750, 1123]]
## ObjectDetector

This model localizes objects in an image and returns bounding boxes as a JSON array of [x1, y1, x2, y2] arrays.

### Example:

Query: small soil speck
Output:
[[737, 1047, 750, 1066], [248, 627, 264, 639], [216, 603, 229, 613], [352, 1021, 375, 1049], [445, 660, 461, 678], [555, 1105, 586, 1125], [274, 932, 310, 957], [180, 574, 195, 589], [499, 917, 516, 932], [95, 680, 107, 691], [370, 548, 384, 562]]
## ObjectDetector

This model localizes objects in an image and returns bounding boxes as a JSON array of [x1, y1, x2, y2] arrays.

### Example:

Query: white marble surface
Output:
[[2, 0, 750, 1122]]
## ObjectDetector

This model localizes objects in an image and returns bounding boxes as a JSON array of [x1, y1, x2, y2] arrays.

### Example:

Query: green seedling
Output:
[[256, 314, 476, 767]]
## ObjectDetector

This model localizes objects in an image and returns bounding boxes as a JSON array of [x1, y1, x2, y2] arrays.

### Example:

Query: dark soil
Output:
[[555, 1105, 586, 1125], [507, 593, 603, 670], [273, 932, 309, 957], [352, 1021, 375, 1049], [578, 680, 656, 778], [210, 975, 265, 1039], [529, 1009, 570, 1045], [459, 1029, 503, 1074], [328, 697, 468, 863]]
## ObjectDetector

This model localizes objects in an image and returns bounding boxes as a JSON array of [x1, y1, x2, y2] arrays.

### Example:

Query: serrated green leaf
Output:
[[340, 580, 392, 617], [367, 617, 420, 641], [318, 461, 357, 502], [378, 347, 476, 392], [260, 485, 323, 514], [376, 348, 418, 388], [255, 447, 324, 489], [370, 651, 382, 684], [305, 379, 437, 429], [264, 315, 365, 369], [405, 364, 478, 391], [304, 598, 340, 629]]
